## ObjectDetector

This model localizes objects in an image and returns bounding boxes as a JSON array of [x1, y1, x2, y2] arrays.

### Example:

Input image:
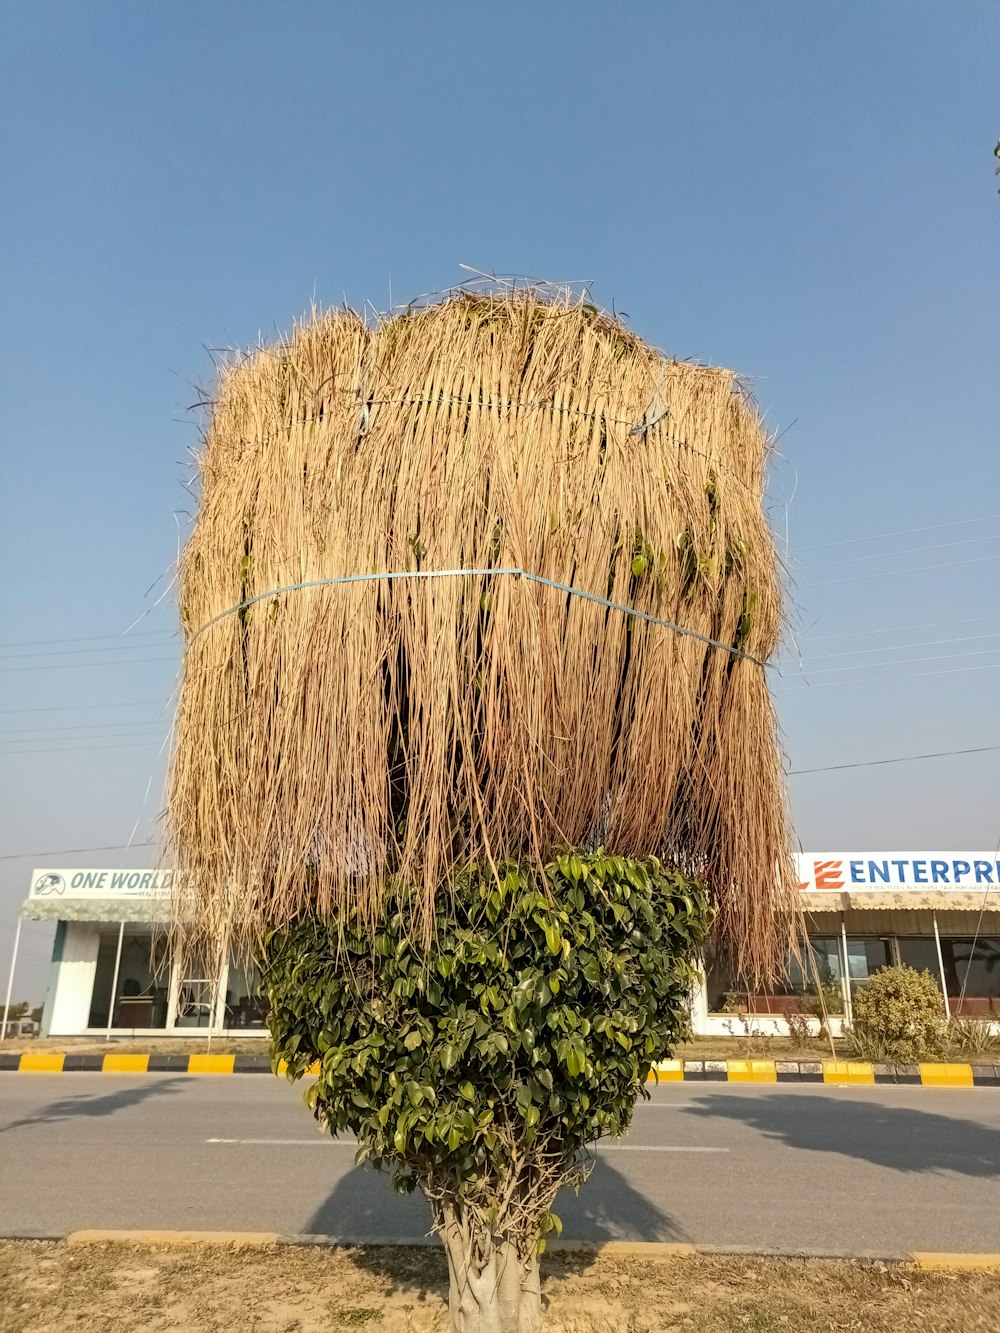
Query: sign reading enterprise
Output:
[[797, 853, 1000, 893]]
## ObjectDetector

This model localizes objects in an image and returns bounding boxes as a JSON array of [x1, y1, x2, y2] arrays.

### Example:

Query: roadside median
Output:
[[1, 1051, 998, 1085]]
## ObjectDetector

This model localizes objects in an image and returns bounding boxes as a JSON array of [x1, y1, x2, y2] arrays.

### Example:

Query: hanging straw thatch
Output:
[[168, 287, 794, 981]]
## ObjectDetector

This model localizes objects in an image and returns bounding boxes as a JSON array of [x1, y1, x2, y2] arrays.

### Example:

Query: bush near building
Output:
[[847, 965, 948, 1063]]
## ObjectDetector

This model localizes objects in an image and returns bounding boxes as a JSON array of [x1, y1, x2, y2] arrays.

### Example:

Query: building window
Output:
[[86, 929, 170, 1030], [898, 936, 1000, 1013], [843, 937, 893, 990], [224, 960, 269, 1029]]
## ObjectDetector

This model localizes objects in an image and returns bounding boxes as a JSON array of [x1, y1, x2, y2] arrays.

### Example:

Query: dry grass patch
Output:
[[3, 1241, 1000, 1333]]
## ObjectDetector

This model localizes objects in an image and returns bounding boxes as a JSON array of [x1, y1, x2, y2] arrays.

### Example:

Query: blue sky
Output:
[[2, 1, 998, 998]]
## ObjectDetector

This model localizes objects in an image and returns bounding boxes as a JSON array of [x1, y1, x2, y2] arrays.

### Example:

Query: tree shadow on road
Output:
[[683, 1091, 1000, 1178], [298, 1153, 683, 1307], [0, 1077, 188, 1133]]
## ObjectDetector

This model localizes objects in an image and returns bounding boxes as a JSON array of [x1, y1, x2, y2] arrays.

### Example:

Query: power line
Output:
[[0, 639, 178, 662], [802, 553, 1000, 588], [0, 656, 178, 675], [0, 841, 154, 863], [782, 630, 1000, 665], [789, 745, 1000, 775], [0, 718, 168, 738], [783, 646, 1000, 678], [0, 698, 169, 717], [796, 533, 1000, 572], [794, 513, 1000, 554], [775, 661, 1000, 691], [0, 740, 167, 756], [0, 629, 174, 651], [4, 746, 999, 857], [797, 613, 1000, 643]]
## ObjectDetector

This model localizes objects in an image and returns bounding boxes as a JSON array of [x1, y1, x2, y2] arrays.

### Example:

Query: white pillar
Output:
[[932, 912, 951, 1020], [105, 921, 125, 1041], [212, 946, 231, 1033], [689, 958, 710, 1036], [1, 918, 23, 1041], [839, 917, 853, 1026], [165, 942, 182, 1030]]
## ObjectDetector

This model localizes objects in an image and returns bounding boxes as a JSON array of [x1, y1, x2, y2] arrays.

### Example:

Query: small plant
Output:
[[722, 1009, 776, 1058], [846, 965, 947, 1064], [784, 1009, 814, 1046], [949, 1016, 1000, 1056]]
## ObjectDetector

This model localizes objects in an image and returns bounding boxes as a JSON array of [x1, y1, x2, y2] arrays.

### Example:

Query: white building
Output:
[[17, 868, 266, 1038], [9, 853, 1000, 1039]]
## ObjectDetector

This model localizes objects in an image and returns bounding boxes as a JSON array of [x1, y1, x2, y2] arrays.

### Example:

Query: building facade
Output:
[[11, 854, 1000, 1039]]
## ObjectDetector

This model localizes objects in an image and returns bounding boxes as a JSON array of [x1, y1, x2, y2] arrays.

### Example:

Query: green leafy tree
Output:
[[267, 852, 708, 1331]]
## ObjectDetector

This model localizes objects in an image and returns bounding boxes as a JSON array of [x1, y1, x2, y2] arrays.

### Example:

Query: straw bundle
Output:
[[168, 289, 793, 981]]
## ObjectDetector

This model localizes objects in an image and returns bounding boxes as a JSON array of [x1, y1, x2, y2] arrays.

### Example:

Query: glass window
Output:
[[174, 968, 216, 1027], [87, 929, 169, 1029], [896, 938, 941, 980], [949, 938, 1000, 1000], [224, 959, 269, 1029], [898, 937, 1000, 1004], [845, 937, 892, 989], [787, 937, 841, 994]]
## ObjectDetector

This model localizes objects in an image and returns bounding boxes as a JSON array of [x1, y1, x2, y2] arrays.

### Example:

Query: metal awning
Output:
[[19, 898, 172, 923], [801, 891, 1000, 913]]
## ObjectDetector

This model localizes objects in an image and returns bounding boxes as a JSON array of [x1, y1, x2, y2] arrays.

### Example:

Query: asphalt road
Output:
[[2, 1075, 999, 1253]]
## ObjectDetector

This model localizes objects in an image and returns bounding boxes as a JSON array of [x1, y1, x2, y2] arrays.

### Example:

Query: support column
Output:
[[689, 958, 710, 1036], [839, 917, 853, 1026], [105, 921, 125, 1041], [1, 918, 23, 1041], [932, 912, 951, 1020]]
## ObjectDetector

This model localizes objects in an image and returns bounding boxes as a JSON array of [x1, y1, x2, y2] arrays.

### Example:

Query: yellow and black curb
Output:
[[1, 1053, 997, 1085], [8, 1230, 999, 1272]]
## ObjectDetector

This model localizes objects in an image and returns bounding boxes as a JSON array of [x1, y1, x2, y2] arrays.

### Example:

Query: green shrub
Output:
[[264, 851, 709, 1326], [949, 1016, 1000, 1056], [847, 965, 948, 1063]]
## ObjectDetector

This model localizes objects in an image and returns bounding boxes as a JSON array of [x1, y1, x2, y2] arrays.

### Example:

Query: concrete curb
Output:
[[5, 1231, 998, 1272], [1, 1053, 998, 1086]]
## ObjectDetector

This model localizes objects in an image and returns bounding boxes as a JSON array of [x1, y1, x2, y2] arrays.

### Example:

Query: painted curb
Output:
[[66, 1229, 279, 1247], [1, 1054, 998, 1085], [912, 1251, 1000, 1271], [10, 1231, 1000, 1272]]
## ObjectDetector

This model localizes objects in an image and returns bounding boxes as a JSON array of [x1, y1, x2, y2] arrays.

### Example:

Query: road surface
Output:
[[2, 1075, 999, 1253]]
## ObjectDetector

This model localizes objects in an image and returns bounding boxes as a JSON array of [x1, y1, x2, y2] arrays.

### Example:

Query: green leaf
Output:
[[403, 1029, 423, 1051]]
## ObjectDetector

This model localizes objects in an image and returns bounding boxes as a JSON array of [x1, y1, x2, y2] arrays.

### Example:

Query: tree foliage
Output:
[[265, 851, 709, 1327]]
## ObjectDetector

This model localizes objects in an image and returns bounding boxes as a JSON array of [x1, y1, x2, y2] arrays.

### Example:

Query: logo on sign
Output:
[[812, 859, 844, 890], [34, 872, 65, 896]]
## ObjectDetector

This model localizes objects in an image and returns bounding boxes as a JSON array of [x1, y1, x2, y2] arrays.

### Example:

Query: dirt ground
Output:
[[2, 1241, 1000, 1333]]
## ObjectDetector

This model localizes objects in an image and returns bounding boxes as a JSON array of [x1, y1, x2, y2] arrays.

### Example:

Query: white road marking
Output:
[[596, 1145, 729, 1152], [205, 1137, 727, 1152], [206, 1137, 359, 1146]]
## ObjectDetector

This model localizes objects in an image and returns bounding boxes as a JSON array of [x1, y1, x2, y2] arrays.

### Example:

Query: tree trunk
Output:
[[441, 1208, 542, 1333]]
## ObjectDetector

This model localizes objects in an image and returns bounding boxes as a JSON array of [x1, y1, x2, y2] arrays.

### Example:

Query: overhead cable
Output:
[[802, 553, 1000, 587], [794, 513, 1000, 554]]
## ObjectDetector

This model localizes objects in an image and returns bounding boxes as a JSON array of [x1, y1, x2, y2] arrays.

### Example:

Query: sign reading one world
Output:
[[29, 868, 175, 899], [795, 853, 1000, 893]]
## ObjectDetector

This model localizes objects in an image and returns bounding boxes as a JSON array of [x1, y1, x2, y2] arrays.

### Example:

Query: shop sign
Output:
[[29, 868, 175, 899], [796, 853, 1000, 893]]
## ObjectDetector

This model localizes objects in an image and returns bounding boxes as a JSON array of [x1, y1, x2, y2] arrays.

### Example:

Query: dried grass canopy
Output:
[[169, 290, 793, 980]]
